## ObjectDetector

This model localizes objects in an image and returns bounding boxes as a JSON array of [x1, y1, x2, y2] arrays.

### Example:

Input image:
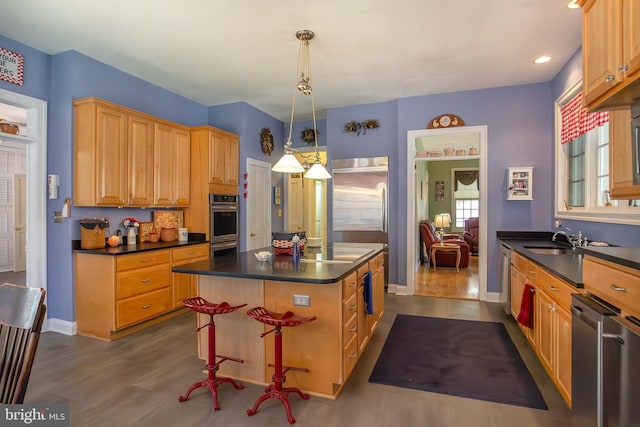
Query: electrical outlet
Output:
[[293, 294, 310, 306]]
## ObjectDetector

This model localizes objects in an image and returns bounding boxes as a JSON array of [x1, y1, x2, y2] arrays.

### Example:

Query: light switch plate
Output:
[[293, 294, 310, 306]]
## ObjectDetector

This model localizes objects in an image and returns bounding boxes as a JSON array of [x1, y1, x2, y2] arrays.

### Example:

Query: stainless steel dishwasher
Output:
[[498, 243, 511, 314], [571, 293, 640, 426]]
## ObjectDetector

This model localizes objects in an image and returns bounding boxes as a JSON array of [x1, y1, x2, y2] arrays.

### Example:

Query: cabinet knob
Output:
[[604, 74, 616, 82], [618, 64, 629, 72], [250, 232, 256, 237]]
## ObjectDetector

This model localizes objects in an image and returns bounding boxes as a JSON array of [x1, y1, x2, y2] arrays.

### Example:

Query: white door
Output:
[[246, 158, 271, 250], [286, 173, 304, 233], [13, 173, 26, 272]]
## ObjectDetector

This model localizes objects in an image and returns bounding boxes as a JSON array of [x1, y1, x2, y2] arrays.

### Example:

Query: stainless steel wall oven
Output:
[[209, 194, 238, 252]]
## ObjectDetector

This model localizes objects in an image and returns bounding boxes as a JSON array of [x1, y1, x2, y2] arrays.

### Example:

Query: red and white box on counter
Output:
[[272, 232, 306, 255]]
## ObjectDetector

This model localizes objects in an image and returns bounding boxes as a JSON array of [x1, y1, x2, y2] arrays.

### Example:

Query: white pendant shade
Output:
[[304, 162, 331, 180], [272, 153, 305, 173]]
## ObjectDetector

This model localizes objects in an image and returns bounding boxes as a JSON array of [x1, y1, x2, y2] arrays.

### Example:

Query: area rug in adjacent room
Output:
[[368, 314, 547, 409]]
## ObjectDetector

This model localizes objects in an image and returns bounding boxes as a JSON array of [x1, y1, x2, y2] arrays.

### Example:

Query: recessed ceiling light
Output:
[[566, 0, 580, 9], [534, 56, 552, 64]]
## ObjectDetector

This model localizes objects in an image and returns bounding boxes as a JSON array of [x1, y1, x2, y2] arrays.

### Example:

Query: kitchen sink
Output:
[[524, 246, 573, 255]]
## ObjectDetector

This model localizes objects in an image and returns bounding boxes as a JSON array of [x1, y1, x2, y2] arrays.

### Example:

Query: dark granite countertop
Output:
[[499, 237, 584, 287], [499, 231, 640, 287], [72, 235, 208, 255], [576, 246, 640, 271], [172, 243, 386, 284]]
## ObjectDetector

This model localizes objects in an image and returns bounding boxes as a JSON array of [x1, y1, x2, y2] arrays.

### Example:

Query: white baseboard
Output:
[[485, 292, 501, 303], [46, 318, 77, 336]]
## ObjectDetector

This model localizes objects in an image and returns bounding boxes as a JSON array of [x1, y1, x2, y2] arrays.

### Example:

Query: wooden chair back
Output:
[[0, 283, 46, 404]]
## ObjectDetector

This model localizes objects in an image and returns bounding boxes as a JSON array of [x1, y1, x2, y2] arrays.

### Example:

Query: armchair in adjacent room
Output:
[[463, 217, 479, 254], [419, 220, 470, 269]]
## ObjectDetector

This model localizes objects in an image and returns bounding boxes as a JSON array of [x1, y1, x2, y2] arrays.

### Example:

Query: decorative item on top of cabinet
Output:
[[427, 114, 465, 129], [507, 167, 533, 200], [343, 119, 380, 136], [579, 0, 640, 111]]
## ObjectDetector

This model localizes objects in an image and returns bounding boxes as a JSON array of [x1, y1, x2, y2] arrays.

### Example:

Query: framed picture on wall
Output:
[[435, 180, 445, 201], [273, 186, 281, 205]]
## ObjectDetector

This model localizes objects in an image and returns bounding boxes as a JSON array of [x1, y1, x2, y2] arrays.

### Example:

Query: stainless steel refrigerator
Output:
[[332, 156, 388, 287]]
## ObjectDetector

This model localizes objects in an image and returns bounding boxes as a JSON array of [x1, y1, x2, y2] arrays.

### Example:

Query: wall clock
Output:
[[427, 114, 465, 129], [260, 128, 274, 156]]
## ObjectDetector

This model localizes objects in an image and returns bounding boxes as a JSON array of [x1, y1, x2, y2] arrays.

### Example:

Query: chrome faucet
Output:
[[552, 229, 584, 250]]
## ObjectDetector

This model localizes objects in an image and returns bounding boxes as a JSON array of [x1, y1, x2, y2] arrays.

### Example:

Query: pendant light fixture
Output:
[[272, 30, 331, 180]]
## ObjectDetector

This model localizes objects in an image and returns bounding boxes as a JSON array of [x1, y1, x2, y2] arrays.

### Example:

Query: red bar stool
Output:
[[178, 297, 246, 410], [246, 307, 317, 424]]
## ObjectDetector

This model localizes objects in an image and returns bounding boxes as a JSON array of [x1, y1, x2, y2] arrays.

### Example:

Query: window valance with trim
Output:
[[560, 92, 608, 144]]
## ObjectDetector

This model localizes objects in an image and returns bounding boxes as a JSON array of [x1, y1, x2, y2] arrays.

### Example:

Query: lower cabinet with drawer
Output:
[[509, 251, 578, 408], [75, 245, 208, 341]]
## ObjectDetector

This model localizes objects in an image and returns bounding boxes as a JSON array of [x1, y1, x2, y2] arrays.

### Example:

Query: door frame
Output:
[[245, 158, 272, 251], [0, 88, 48, 313], [404, 125, 488, 299], [13, 173, 26, 272]]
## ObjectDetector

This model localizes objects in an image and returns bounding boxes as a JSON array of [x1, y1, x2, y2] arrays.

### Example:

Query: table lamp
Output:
[[434, 213, 451, 245]]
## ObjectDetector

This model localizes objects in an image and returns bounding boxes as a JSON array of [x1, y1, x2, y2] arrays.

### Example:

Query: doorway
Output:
[[0, 88, 48, 313], [284, 149, 327, 243], [414, 161, 480, 300], [404, 126, 488, 299], [245, 158, 272, 251]]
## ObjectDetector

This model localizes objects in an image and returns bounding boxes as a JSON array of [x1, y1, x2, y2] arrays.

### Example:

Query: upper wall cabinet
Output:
[[608, 108, 640, 198], [580, 0, 640, 111], [153, 123, 191, 207], [209, 130, 239, 193], [74, 99, 128, 206], [74, 98, 190, 207]]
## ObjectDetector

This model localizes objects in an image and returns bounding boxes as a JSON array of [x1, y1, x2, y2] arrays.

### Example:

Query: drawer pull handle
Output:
[[141, 258, 152, 263], [349, 326, 357, 333], [350, 351, 357, 359], [141, 304, 152, 309], [187, 251, 195, 255], [528, 270, 536, 274], [349, 283, 357, 289], [610, 284, 628, 293], [141, 278, 151, 284], [549, 286, 558, 292], [349, 304, 357, 311]]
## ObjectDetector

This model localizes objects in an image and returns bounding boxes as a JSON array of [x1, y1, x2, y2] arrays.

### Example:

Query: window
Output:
[[555, 83, 639, 224], [452, 168, 479, 228]]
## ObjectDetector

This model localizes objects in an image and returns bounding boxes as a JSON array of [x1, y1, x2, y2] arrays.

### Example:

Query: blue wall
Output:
[[3, 33, 639, 324]]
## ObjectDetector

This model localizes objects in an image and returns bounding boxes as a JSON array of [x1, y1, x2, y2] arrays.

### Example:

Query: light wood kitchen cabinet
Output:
[[153, 122, 191, 206], [210, 131, 239, 192], [127, 113, 155, 206], [580, 0, 640, 111], [367, 253, 385, 336], [75, 249, 174, 341], [356, 263, 370, 355], [510, 251, 578, 408], [74, 99, 128, 206], [74, 97, 191, 207], [171, 243, 210, 308], [583, 256, 640, 318], [185, 126, 240, 237], [609, 109, 640, 199]]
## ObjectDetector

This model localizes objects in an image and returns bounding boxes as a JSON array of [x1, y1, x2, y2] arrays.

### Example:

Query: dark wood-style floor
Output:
[[25, 294, 579, 427]]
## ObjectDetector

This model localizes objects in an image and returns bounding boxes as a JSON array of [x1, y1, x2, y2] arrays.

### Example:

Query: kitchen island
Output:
[[172, 243, 386, 399]]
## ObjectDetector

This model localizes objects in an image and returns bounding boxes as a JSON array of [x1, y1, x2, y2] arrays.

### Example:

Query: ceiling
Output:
[[1, 0, 582, 122]]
